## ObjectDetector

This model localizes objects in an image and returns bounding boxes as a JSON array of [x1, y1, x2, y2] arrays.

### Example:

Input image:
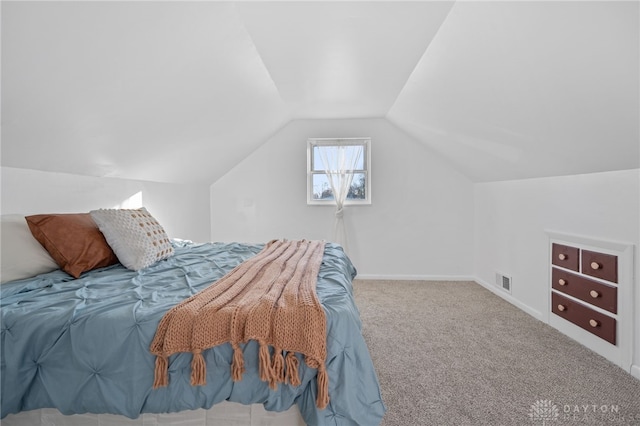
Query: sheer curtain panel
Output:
[[317, 144, 364, 254]]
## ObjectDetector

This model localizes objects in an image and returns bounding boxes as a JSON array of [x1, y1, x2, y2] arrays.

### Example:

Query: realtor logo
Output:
[[529, 399, 560, 424]]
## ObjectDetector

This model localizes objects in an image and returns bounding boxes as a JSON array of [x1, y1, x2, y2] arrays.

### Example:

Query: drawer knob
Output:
[[590, 290, 599, 298], [558, 279, 567, 286], [590, 262, 601, 270], [558, 253, 567, 260], [557, 304, 566, 312], [589, 319, 599, 328]]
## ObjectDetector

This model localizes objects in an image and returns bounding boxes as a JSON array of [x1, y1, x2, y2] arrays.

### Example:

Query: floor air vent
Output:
[[495, 272, 512, 293]]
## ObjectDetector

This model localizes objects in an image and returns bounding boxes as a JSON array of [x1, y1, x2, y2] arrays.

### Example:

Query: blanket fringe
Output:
[[258, 341, 273, 383], [231, 343, 245, 382], [153, 355, 169, 389], [316, 364, 329, 409], [270, 348, 285, 389], [285, 352, 301, 387], [190, 350, 206, 386]]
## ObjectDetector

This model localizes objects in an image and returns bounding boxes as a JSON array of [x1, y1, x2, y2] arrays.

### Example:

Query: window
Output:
[[307, 138, 371, 205]]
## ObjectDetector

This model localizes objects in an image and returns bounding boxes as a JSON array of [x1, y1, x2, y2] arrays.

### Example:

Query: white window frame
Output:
[[306, 137, 371, 206]]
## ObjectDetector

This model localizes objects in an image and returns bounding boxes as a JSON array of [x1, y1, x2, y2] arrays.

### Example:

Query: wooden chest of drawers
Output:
[[547, 232, 634, 373], [551, 243, 618, 345]]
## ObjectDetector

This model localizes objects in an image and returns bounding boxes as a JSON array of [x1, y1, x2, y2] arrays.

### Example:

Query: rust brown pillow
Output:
[[25, 213, 119, 278]]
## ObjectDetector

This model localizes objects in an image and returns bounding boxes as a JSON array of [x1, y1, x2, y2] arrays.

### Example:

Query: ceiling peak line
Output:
[[386, 1, 456, 118]]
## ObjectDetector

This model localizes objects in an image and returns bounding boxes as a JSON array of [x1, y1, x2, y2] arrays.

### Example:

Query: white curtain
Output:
[[317, 145, 363, 254]]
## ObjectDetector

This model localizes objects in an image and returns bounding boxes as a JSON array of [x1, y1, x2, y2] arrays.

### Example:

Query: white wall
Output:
[[473, 169, 640, 371], [1, 167, 211, 243], [210, 118, 475, 278]]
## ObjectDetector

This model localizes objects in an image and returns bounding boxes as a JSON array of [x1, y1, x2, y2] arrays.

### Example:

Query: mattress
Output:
[[2, 402, 305, 426], [1, 241, 385, 425]]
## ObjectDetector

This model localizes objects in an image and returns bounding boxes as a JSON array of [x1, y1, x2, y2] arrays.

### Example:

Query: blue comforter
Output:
[[1, 241, 385, 425]]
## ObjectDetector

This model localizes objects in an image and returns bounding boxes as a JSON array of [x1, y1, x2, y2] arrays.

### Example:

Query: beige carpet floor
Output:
[[352, 280, 640, 426]]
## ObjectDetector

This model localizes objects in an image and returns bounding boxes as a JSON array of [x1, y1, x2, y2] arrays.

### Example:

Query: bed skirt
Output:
[[1, 402, 305, 426]]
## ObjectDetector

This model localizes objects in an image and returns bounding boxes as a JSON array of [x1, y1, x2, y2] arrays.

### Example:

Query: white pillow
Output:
[[1, 214, 59, 284], [89, 207, 174, 271]]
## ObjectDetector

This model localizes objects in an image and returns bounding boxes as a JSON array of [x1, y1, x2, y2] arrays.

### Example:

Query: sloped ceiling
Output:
[[1, 1, 638, 184], [388, 1, 639, 182]]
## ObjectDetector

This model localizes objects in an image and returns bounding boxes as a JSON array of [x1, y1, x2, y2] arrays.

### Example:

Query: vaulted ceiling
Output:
[[2, 1, 638, 184]]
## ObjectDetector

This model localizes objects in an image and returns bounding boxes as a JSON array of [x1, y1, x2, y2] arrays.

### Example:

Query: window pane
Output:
[[349, 146, 365, 170], [347, 173, 366, 200], [312, 173, 366, 201], [312, 146, 326, 171], [312, 174, 334, 200], [313, 145, 365, 172]]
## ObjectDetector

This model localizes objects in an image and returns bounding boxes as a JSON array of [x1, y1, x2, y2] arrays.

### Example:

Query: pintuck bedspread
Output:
[[1, 241, 385, 425]]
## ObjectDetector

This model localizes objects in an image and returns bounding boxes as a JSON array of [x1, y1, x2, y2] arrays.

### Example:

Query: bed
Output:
[[0, 211, 385, 426]]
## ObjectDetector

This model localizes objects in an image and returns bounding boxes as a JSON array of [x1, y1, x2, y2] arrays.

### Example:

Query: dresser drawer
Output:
[[551, 243, 579, 272], [552, 292, 616, 344], [581, 250, 618, 283], [551, 268, 617, 314]]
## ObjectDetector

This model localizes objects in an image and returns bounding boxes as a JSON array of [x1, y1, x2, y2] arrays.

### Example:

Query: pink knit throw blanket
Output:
[[149, 239, 329, 409]]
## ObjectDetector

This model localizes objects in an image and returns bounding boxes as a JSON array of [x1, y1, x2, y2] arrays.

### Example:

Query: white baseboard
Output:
[[474, 277, 544, 321], [354, 274, 475, 281], [631, 365, 640, 380]]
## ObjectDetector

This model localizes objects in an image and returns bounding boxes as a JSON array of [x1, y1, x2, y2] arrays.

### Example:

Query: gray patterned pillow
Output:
[[90, 207, 174, 271]]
